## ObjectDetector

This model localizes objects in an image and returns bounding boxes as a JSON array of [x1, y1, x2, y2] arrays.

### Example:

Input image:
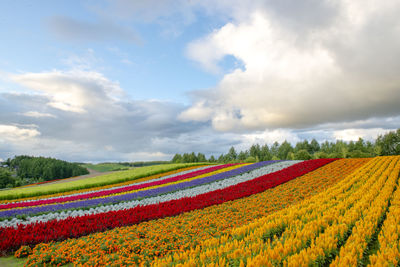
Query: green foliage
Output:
[[244, 156, 257, 163], [376, 129, 400, 155], [294, 149, 312, 160], [177, 128, 400, 164], [0, 168, 14, 189], [8, 156, 88, 182]]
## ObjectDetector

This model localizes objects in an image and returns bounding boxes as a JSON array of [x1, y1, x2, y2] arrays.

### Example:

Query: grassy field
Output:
[[81, 163, 130, 172], [0, 163, 208, 201], [0, 256, 25, 267]]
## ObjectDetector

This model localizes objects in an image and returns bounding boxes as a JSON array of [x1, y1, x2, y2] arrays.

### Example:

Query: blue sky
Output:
[[1, 0, 400, 162], [0, 0, 224, 102]]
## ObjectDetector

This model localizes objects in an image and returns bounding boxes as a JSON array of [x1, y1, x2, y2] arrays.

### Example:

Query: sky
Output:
[[0, 0, 400, 163]]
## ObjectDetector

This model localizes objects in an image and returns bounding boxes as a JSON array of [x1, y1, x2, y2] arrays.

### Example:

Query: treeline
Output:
[[119, 161, 170, 167], [0, 156, 89, 189], [172, 128, 400, 163]]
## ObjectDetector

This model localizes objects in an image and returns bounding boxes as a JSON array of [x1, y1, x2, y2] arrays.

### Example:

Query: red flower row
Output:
[[0, 164, 237, 210], [0, 159, 336, 254]]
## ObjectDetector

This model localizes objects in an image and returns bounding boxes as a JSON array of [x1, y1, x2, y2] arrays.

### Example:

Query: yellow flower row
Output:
[[151, 156, 399, 266], [22, 159, 369, 266], [286, 157, 398, 266], [329, 158, 399, 266], [368, 168, 400, 267]]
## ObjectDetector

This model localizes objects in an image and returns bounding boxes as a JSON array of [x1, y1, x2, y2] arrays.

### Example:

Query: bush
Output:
[[294, 150, 312, 160], [244, 156, 257, 163]]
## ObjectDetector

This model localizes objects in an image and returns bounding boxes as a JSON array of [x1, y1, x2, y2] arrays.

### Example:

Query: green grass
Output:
[[0, 163, 209, 201], [0, 256, 26, 267], [81, 163, 130, 172]]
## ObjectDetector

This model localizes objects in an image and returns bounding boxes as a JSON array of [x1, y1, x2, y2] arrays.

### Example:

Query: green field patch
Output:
[[81, 163, 130, 172], [0, 256, 26, 267]]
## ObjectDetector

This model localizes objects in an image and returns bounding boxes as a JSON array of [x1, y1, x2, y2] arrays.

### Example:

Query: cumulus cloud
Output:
[[0, 124, 40, 142], [1, 69, 216, 162], [11, 70, 124, 114], [46, 16, 141, 43], [181, 0, 400, 132]]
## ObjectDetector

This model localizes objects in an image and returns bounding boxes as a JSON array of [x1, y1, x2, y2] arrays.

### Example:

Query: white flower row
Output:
[[0, 161, 301, 228], [3, 165, 215, 204]]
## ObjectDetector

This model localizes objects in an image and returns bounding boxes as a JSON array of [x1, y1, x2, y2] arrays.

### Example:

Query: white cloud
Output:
[[182, 0, 400, 132], [241, 129, 301, 147], [11, 70, 124, 114], [22, 111, 56, 118], [333, 128, 393, 142], [0, 124, 40, 142]]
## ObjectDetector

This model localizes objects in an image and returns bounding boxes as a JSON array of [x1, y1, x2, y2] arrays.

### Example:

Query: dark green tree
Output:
[[294, 149, 312, 160], [376, 129, 400, 155], [278, 141, 293, 160], [172, 154, 183, 163], [0, 168, 14, 188]]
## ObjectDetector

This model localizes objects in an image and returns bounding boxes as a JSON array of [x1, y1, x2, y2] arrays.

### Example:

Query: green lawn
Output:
[[0, 256, 26, 267], [0, 163, 209, 201], [81, 163, 130, 172]]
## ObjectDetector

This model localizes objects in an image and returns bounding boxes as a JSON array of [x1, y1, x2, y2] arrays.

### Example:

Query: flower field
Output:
[[1, 157, 399, 266]]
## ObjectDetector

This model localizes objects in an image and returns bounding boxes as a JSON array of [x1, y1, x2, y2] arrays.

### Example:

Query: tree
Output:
[[238, 151, 248, 161], [295, 140, 311, 154], [171, 154, 182, 163], [310, 139, 320, 154], [376, 129, 400, 155], [0, 168, 14, 189], [270, 142, 280, 158], [287, 152, 295, 160], [208, 155, 216, 162], [189, 152, 198, 162], [294, 149, 312, 160], [260, 145, 271, 161], [182, 153, 190, 163], [278, 141, 293, 160], [197, 153, 206, 162], [314, 151, 329, 159], [227, 147, 237, 161], [244, 156, 257, 163], [249, 144, 261, 159]]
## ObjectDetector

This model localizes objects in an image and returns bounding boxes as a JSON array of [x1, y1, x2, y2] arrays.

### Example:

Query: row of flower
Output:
[[0, 165, 215, 207], [151, 156, 400, 267], [0, 164, 209, 203], [0, 159, 335, 253], [18, 158, 369, 266], [0, 163, 243, 214], [0, 161, 278, 226], [0, 161, 297, 228]]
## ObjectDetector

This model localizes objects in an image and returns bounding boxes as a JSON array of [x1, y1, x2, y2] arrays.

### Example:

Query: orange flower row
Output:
[[153, 156, 398, 267], [22, 158, 369, 266]]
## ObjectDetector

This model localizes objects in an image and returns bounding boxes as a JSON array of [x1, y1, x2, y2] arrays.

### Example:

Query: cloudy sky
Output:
[[1, 0, 400, 162]]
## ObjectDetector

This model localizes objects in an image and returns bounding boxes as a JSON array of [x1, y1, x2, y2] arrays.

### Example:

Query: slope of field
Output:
[[21, 158, 367, 266], [4, 157, 398, 267], [0, 163, 208, 201], [152, 156, 400, 267], [0, 160, 335, 255]]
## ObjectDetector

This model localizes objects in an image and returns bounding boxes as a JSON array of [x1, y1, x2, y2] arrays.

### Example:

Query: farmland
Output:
[[0, 157, 399, 266]]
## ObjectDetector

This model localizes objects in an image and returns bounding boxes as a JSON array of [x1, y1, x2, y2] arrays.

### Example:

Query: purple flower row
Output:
[[0, 161, 277, 218]]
